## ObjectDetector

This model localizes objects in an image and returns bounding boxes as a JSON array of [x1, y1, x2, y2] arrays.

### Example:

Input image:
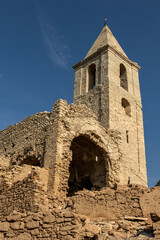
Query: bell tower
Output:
[[73, 22, 147, 186]]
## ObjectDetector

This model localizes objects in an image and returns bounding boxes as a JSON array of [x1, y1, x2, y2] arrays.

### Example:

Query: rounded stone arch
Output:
[[66, 132, 112, 196], [52, 105, 121, 196]]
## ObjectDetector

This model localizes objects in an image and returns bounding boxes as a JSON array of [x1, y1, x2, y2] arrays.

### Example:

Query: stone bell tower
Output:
[[73, 22, 148, 186]]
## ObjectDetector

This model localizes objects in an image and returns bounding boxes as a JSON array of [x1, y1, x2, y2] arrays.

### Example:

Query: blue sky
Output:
[[0, 0, 159, 187]]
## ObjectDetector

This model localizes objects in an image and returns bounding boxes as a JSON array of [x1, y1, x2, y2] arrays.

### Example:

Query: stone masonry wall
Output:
[[73, 52, 109, 129], [0, 166, 49, 216], [0, 112, 51, 168], [108, 49, 147, 187]]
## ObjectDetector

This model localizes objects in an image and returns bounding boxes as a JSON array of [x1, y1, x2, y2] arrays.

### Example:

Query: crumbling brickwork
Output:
[[0, 166, 159, 239], [0, 100, 122, 196], [0, 112, 50, 168]]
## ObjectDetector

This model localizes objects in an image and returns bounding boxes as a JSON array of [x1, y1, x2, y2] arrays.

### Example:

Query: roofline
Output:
[[72, 44, 141, 70]]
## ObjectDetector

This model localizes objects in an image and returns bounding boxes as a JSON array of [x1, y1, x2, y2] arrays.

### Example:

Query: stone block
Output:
[[42, 223, 53, 228], [10, 222, 24, 230], [7, 214, 21, 222], [84, 223, 100, 235], [63, 212, 74, 218], [101, 223, 113, 233], [30, 229, 40, 235], [24, 216, 33, 223], [60, 225, 75, 231], [0, 222, 10, 232], [26, 220, 39, 229], [43, 214, 55, 223], [56, 217, 64, 223], [17, 233, 32, 240], [5, 233, 15, 237]]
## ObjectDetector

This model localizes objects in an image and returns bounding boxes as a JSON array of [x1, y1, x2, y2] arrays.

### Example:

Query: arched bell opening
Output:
[[120, 64, 128, 91], [67, 135, 106, 196], [88, 64, 96, 91]]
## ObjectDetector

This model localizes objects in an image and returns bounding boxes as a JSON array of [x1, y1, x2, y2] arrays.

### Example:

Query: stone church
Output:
[[0, 23, 147, 197]]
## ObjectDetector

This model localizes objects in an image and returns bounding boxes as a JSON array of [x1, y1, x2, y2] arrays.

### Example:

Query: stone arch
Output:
[[67, 134, 110, 196], [88, 63, 96, 91], [50, 103, 121, 196], [120, 63, 128, 91]]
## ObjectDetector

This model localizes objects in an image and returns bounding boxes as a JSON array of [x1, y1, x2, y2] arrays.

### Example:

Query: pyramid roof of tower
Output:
[[85, 25, 127, 59]]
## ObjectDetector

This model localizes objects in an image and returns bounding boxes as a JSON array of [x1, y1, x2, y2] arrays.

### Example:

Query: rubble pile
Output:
[[0, 166, 159, 239]]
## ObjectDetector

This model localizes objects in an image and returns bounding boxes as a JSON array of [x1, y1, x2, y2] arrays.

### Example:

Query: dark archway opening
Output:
[[68, 136, 106, 196]]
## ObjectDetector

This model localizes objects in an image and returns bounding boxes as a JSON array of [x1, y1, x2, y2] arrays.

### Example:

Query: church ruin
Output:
[[0, 23, 147, 197], [2, 23, 160, 240]]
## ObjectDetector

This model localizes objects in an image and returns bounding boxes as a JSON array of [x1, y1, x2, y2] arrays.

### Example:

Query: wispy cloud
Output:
[[0, 74, 3, 79], [34, 0, 71, 69]]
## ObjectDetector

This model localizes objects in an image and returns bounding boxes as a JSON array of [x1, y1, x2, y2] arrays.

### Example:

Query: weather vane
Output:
[[104, 19, 107, 26]]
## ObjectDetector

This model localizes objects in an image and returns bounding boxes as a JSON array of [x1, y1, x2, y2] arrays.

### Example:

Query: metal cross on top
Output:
[[104, 19, 107, 26]]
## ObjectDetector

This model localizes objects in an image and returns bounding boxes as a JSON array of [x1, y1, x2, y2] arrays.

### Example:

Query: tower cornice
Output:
[[72, 44, 140, 70]]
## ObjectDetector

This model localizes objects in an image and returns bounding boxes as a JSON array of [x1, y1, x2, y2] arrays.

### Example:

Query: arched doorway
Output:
[[68, 135, 106, 195]]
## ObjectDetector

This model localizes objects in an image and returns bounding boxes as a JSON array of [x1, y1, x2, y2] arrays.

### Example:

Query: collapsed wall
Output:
[[0, 99, 159, 239], [0, 111, 50, 168], [0, 166, 160, 239], [0, 100, 123, 196]]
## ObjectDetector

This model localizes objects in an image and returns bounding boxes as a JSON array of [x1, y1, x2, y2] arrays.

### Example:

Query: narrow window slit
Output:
[[126, 130, 129, 143]]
